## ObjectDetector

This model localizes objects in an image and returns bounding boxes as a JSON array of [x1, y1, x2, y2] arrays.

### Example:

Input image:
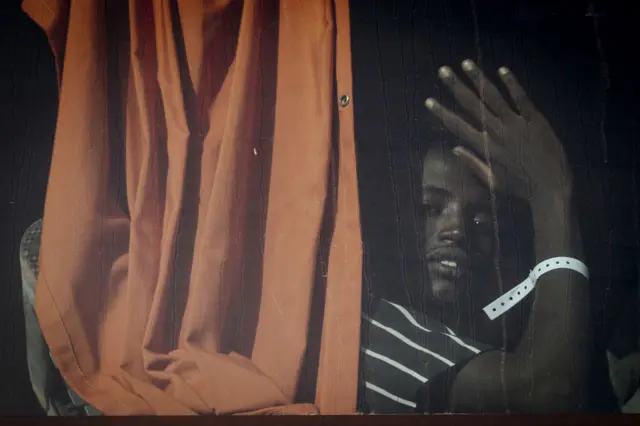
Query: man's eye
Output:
[[472, 213, 492, 229], [422, 201, 441, 215]]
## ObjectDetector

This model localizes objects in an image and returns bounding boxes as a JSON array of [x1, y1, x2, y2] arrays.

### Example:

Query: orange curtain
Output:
[[23, 0, 362, 415]]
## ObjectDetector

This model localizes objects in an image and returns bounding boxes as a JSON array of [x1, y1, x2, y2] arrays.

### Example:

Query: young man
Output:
[[358, 60, 618, 413]]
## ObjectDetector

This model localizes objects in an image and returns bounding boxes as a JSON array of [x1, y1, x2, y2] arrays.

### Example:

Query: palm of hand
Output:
[[425, 60, 572, 202]]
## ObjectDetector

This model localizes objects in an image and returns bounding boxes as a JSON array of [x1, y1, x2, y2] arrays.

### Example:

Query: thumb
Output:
[[452, 146, 501, 192]]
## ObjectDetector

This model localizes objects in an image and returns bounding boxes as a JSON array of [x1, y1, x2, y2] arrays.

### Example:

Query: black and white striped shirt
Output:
[[358, 299, 493, 413]]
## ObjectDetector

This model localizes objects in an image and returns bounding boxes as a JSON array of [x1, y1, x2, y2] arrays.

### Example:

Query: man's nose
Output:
[[437, 201, 465, 244]]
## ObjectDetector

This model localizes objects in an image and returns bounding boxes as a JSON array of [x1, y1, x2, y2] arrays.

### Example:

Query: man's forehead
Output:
[[422, 149, 487, 193], [422, 149, 461, 181], [423, 154, 451, 174]]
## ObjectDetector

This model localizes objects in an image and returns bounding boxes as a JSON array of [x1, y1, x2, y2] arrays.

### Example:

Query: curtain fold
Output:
[[23, 0, 362, 415]]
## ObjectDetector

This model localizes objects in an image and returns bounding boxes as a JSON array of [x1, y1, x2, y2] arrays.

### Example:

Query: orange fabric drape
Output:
[[23, 0, 362, 415]]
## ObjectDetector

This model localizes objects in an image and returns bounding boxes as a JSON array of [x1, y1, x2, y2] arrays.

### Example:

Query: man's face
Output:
[[421, 148, 496, 304]]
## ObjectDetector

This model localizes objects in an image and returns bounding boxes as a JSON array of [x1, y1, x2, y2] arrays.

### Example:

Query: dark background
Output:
[[0, 0, 638, 415], [1, 0, 57, 415]]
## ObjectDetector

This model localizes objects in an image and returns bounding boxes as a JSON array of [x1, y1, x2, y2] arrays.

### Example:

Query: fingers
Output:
[[459, 59, 513, 119], [425, 97, 485, 151], [497, 67, 535, 120], [452, 146, 501, 191], [437, 66, 501, 133]]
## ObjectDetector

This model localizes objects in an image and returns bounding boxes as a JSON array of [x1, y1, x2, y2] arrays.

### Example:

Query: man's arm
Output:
[[448, 195, 593, 412], [424, 61, 596, 412]]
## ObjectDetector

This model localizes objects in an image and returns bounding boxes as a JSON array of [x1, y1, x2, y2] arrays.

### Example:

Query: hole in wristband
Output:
[[556, 261, 559, 264], [509, 297, 513, 300], [524, 286, 527, 289], [492, 308, 496, 312], [517, 292, 521, 295], [566, 261, 570, 264], [501, 303, 504, 306], [546, 264, 549, 267]]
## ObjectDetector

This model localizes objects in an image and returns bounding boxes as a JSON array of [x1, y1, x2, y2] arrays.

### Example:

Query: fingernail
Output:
[[425, 98, 436, 110], [498, 67, 510, 76], [438, 66, 452, 79], [461, 59, 475, 72]]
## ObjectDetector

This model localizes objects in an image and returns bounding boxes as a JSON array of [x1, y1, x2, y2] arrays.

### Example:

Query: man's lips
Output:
[[426, 247, 469, 277]]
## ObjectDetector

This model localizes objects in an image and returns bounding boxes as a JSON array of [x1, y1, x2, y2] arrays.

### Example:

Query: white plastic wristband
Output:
[[483, 256, 589, 321]]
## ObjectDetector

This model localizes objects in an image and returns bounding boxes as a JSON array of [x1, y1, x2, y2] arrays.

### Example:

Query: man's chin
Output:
[[430, 280, 456, 303]]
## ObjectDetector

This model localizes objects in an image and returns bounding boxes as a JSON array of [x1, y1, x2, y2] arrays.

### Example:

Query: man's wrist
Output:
[[530, 192, 582, 259]]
